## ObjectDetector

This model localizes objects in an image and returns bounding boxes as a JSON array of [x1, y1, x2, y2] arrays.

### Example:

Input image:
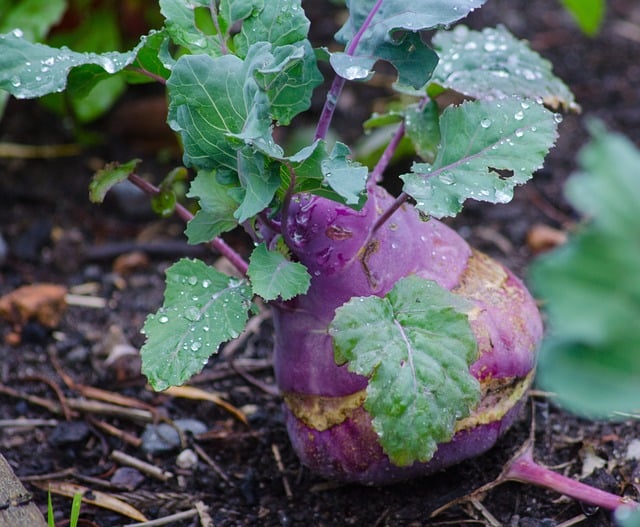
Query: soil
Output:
[[1, 0, 640, 526]]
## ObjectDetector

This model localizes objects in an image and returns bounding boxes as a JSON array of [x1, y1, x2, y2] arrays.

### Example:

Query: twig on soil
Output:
[[67, 398, 155, 422], [64, 293, 107, 309], [231, 363, 279, 396], [110, 450, 174, 482], [191, 443, 230, 483], [87, 416, 143, 448], [121, 508, 199, 527], [161, 385, 248, 425], [0, 142, 82, 158], [469, 498, 501, 527], [20, 468, 76, 482], [555, 514, 589, 527], [0, 418, 58, 428], [271, 443, 293, 499], [190, 358, 273, 384], [0, 383, 67, 416], [18, 373, 73, 420], [195, 500, 214, 527]]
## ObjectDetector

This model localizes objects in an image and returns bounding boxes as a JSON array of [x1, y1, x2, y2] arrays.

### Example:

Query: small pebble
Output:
[[48, 421, 91, 447], [110, 467, 145, 490], [141, 423, 180, 454], [626, 438, 640, 460], [176, 448, 198, 470], [174, 418, 208, 436]]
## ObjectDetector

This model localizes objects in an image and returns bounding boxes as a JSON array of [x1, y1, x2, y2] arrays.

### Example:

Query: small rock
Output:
[[141, 423, 181, 454], [176, 448, 198, 470], [110, 467, 145, 491], [48, 421, 91, 447], [173, 418, 208, 436], [626, 439, 640, 460]]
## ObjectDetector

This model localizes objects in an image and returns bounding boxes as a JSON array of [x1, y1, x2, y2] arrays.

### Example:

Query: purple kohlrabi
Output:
[[271, 184, 541, 484]]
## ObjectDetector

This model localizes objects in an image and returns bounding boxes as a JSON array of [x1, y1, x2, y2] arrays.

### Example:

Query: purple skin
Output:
[[272, 184, 542, 484]]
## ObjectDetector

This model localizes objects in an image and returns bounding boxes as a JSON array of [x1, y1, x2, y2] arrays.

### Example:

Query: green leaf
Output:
[[253, 40, 323, 125], [560, 0, 605, 36], [320, 142, 369, 205], [167, 53, 250, 172], [404, 100, 441, 163], [235, 148, 281, 222], [233, 0, 310, 58], [141, 258, 252, 390], [151, 189, 177, 217], [160, 0, 222, 56], [248, 243, 311, 301], [429, 25, 576, 111], [0, 0, 66, 41], [185, 170, 239, 244], [333, 0, 486, 89], [330, 275, 480, 466], [402, 98, 557, 218], [0, 31, 149, 99], [617, 508, 640, 527], [89, 159, 141, 203], [124, 30, 172, 84], [530, 126, 640, 417]]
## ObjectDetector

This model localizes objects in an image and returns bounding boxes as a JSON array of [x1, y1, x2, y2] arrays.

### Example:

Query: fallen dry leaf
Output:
[[526, 223, 568, 254], [32, 480, 147, 522], [0, 283, 67, 328]]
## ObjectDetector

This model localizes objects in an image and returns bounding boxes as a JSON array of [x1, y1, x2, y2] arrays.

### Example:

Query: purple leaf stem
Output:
[[314, 0, 386, 140], [504, 443, 638, 512], [127, 173, 249, 276]]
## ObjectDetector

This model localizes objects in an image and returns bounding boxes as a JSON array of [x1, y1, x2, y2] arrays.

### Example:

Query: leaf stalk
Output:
[[127, 173, 249, 276]]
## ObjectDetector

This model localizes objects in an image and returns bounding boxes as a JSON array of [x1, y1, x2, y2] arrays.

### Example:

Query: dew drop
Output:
[[202, 279, 211, 288], [520, 101, 530, 109], [190, 341, 202, 352], [158, 315, 169, 324], [480, 118, 492, 129], [483, 42, 497, 52], [10, 76, 20, 87], [514, 110, 524, 121], [187, 276, 198, 286], [439, 174, 455, 185], [553, 113, 564, 124], [515, 129, 524, 138], [185, 306, 201, 322], [11, 28, 24, 38]]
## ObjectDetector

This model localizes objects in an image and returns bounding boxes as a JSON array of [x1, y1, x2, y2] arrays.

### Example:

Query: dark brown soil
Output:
[[1, 1, 640, 525]]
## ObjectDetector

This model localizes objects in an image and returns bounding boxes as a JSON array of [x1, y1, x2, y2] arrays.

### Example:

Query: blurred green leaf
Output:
[[89, 159, 141, 203], [559, 0, 605, 36], [530, 125, 640, 417]]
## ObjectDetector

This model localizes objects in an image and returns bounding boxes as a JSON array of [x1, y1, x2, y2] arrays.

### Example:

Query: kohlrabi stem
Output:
[[369, 121, 406, 186], [209, 0, 229, 55], [369, 95, 431, 234], [503, 441, 638, 512], [127, 173, 249, 276], [314, 0, 386, 141]]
